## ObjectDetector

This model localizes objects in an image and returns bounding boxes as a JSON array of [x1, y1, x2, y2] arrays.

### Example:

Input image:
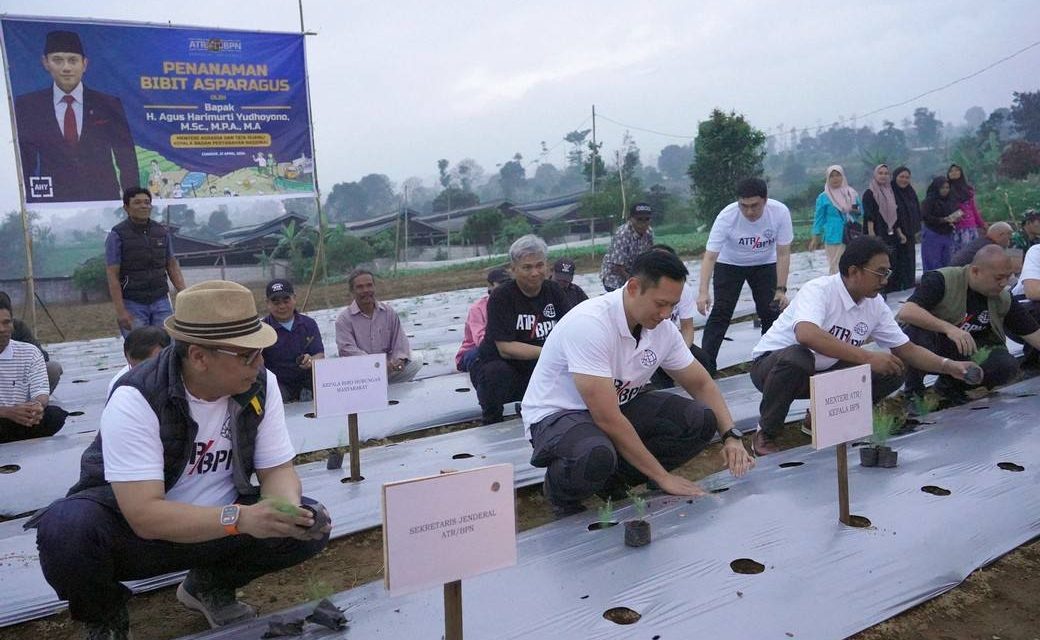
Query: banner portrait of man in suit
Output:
[[14, 30, 139, 204]]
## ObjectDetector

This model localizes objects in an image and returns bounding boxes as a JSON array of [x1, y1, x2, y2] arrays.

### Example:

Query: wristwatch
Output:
[[220, 504, 241, 536], [720, 428, 745, 443]]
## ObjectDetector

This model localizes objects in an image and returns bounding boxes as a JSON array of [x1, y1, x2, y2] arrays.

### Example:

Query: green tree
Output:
[[964, 106, 987, 131], [688, 109, 766, 222], [539, 218, 569, 242], [495, 216, 533, 252], [872, 121, 908, 164], [1011, 90, 1040, 143], [324, 225, 375, 273], [437, 159, 452, 188], [71, 255, 109, 296], [499, 153, 526, 200], [564, 130, 591, 168], [325, 181, 367, 222], [657, 144, 695, 182], [358, 173, 396, 216], [912, 107, 943, 148], [460, 208, 503, 246]]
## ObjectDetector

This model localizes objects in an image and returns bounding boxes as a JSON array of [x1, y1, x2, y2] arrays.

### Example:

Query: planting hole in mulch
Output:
[[998, 462, 1025, 472], [1016, 393, 1036, 398], [97, 367, 107, 371], [453, 316, 461, 320], [455, 387, 471, 393], [72, 379, 88, 384], [851, 441, 867, 447], [921, 485, 951, 496], [452, 453, 474, 459], [778, 461, 804, 468], [304, 412, 315, 419], [67, 411, 85, 417], [602, 607, 641, 625], [710, 487, 730, 494], [414, 323, 422, 326], [340, 476, 366, 483], [847, 515, 872, 528], [580, 594, 589, 599], [388, 400, 400, 406], [449, 328, 457, 331], [730, 558, 765, 574], [970, 406, 989, 411], [588, 521, 618, 531], [0, 464, 20, 474]]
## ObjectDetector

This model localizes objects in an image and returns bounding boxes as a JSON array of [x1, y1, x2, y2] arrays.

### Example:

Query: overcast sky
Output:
[[0, 0, 1037, 215]]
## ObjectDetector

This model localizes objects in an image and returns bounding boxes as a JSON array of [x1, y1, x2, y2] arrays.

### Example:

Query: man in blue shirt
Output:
[[261, 279, 325, 402]]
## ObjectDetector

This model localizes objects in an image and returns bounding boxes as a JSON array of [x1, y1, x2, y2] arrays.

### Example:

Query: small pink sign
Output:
[[810, 364, 873, 449]]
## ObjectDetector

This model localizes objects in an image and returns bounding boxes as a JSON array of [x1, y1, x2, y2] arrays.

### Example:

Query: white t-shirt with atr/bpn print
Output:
[[101, 374, 295, 507], [521, 288, 695, 438], [706, 198, 794, 266]]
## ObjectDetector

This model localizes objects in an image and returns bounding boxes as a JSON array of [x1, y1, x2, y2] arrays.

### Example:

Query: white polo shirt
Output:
[[706, 198, 794, 266], [1012, 244, 1040, 297], [751, 273, 909, 371], [521, 288, 695, 437], [670, 283, 696, 327]]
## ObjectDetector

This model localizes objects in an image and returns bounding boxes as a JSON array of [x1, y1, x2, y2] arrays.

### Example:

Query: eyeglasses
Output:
[[862, 266, 893, 280], [210, 347, 263, 366]]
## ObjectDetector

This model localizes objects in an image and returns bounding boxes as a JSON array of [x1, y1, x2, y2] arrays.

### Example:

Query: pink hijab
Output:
[[868, 164, 899, 230], [824, 165, 858, 215]]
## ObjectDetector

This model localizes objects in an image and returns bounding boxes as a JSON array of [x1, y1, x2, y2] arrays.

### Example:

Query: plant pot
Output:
[[859, 446, 879, 467], [876, 446, 898, 468], [963, 363, 984, 386], [326, 452, 344, 470], [624, 519, 651, 547], [306, 598, 347, 631]]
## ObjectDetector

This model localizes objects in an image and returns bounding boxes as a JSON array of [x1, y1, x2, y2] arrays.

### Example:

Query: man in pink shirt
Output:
[[455, 268, 512, 372], [335, 269, 422, 383]]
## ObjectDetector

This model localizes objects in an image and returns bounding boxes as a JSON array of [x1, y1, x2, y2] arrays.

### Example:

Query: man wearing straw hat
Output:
[[29, 281, 330, 639]]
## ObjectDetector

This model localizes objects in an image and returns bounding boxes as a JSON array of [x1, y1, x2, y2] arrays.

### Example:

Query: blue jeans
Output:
[[122, 296, 173, 337], [35, 494, 329, 623]]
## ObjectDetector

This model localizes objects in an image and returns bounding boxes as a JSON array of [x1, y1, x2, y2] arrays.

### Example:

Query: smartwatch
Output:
[[720, 428, 745, 444], [220, 504, 241, 536]]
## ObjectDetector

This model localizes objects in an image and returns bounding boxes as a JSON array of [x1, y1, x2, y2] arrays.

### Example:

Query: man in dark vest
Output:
[[106, 187, 186, 336], [14, 30, 139, 204], [898, 244, 1040, 404], [29, 281, 330, 639]]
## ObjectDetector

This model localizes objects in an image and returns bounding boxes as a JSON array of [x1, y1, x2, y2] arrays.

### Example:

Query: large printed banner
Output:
[[1, 16, 315, 207]]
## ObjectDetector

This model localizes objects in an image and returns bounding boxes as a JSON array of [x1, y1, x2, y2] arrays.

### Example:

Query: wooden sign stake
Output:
[[836, 443, 850, 525], [444, 579, 463, 640], [348, 413, 361, 482]]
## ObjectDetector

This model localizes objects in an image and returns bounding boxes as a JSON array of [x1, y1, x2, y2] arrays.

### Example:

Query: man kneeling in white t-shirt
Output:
[[29, 281, 331, 639], [749, 236, 976, 455], [523, 250, 755, 518]]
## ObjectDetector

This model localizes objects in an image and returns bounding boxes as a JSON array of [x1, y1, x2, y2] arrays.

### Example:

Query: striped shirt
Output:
[[0, 340, 48, 405]]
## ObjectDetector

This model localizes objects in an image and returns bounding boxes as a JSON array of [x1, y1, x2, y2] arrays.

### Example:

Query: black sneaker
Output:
[[176, 571, 256, 628], [84, 605, 131, 640], [541, 473, 586, 519]]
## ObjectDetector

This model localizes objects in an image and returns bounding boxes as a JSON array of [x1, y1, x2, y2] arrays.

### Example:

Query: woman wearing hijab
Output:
[[863, 164, 906, 293], [810, 165, 862, 274], [890, 166, 922, 290], [947, 163, 986, 251], [920, 176, 962, 271]]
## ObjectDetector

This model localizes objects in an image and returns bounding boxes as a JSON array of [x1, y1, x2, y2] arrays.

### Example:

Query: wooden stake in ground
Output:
[[348, 412, 362, 482], [444, 579, 463, 640], [836, 442, 850, 525]]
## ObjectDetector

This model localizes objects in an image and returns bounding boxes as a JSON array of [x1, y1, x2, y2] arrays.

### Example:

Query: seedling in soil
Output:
[[305, 577, 335, 602], [861, 410, 899, 467], [597, 498, 614, 527], [628, 490, 648, 520], [970, 345, 994, 366], [912, 394, 940, 418]]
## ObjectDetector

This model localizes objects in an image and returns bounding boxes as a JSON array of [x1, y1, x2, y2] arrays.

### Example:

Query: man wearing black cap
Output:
[[455, 267, 511, 372], [1012, 210, 1040, 252], [600, 203, 655, 292], [550, 258, 589, 307], [261, 279, 325, 402], [14, 29, 138, 203]]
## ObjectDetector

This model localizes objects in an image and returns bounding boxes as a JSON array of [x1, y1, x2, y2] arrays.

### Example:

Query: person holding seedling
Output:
[[28, 281, 330, 639], [749, 236, 977, 455], [524, 249, 754, 518], [899, 244, 1040, 404]]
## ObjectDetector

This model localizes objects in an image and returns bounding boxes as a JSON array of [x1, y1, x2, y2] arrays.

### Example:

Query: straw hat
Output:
[[164, 280, 276, 349]]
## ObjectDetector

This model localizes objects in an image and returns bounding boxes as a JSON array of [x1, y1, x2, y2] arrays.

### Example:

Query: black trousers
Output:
[[35, 494, 329, 624], [903, 325, 1019, 397], [529, 391, 717, 510], [701, 262, 779, 362], [0, 405, 67, 443], [749, 345, 904, 437], [650, 343, 718, 388], [891, 237, 917, 293], [469, 357, 531, 424]]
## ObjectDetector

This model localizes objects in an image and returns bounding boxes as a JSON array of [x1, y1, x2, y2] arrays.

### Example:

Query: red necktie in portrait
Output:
[[61, 94, 77, 145]]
